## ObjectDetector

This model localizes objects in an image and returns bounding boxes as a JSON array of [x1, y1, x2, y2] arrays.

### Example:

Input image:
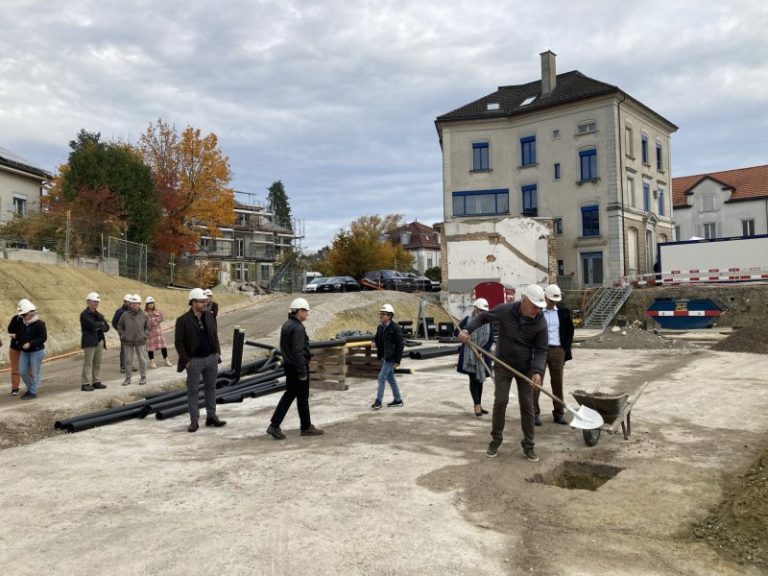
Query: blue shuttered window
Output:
[[521, 136, 536, 166]]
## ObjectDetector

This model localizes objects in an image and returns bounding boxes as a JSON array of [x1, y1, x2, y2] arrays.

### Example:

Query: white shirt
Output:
[[543, 306, 561, 346]]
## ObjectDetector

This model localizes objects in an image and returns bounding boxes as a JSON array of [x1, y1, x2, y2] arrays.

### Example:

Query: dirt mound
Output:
[[692, 448, 768, 569], [579, 326, 694, 350], [710, 321, 768, 353]]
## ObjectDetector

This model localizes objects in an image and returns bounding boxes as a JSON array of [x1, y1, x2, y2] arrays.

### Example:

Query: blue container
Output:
[[645, 298, 728, 329]]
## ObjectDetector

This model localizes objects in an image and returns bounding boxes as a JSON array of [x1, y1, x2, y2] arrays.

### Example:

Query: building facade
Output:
[[0, 147, 50, 223], [385, 221, 441, 273], [435, 51, 677, 287], [672, 164, 768, 241]]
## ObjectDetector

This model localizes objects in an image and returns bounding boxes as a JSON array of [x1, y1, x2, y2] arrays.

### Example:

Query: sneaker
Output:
[[11, 389, 19, 396], [300, 425, 324, 436], [486, 440, 501, 458], [81, 384, 95, 392], [371, 400, 382, 410], [138, 379, 147, 386], [164, 358, 173, 367], [534, 415, 542, 426], [553, 414, 567, 425], [524, 447, 539, 462], [92, 382, 106, 389], [387, 399, 404, 408], [266, 425, 286, 440], [121, 379, 131, 386], [21, 392, 37, 400]]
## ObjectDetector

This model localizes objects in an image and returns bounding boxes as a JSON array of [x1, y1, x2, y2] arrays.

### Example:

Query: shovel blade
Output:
[[567, 404, 604, 430]]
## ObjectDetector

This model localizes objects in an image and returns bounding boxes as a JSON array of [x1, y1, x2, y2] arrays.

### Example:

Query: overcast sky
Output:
[[2, 1, 767, 250]]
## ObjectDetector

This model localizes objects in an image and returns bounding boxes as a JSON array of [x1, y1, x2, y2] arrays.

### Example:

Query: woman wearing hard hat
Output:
[[456, 298, 495, 417], [16, 300, 47, 400], [145, 296, 173, 369], [7, 299, 32, 396]]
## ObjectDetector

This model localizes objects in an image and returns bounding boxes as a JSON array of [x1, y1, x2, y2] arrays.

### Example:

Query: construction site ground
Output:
[[1, 291, 767, 575]]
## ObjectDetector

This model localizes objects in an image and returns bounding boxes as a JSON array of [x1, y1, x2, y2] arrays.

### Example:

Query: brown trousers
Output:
[[491, 364, 536, 450], [535, 346, 565, 417]]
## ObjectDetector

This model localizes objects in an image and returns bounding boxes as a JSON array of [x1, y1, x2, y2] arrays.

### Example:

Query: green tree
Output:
[[267, 180, 292, 230]]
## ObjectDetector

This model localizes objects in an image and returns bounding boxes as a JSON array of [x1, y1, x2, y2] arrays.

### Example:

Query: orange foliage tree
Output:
[[139, 119, 235, 256]]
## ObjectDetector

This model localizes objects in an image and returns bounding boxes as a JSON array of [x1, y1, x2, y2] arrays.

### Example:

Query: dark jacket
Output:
[[174, 308, 220, 370], [112, 304, 129, 330], [375, 320, 404, 364], [280, 315, 310, 380], [466, 301, 548, 376], [7, 315, 25, 351], [80, 307, 110, 349], [19, 318, 47, 353], [456, 315, 494, 375], [550, 305, 575, 362]]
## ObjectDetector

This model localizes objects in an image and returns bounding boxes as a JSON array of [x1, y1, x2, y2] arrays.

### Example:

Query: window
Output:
[[657, 187, 665, 216], [236, 238, 244, 258], [703, 223, 716, 239], [579, 148, 598, 181], [12, 196, 27, 216], [554, 217, 563, 235], [520, 136, 536, 166], [674, 225, 681, 240], [521, 184, 537, 217], [627, 177, 636, 207], [577, 121, 597, 134], [643, 182, 650, 212], [641, 133, 649, 164], [520, 96, 536, 106], [427, 257, 433, 269], [200, 237, 211, 251], [625, 126, 634, 157], [401, 231, 411, 245], [557, 259, 565, 276], [701, 194, 716, 212], [486, 102, 500, 111], [235, 263, 248, 281], [742, 219, 756, 237], [472, 141, 490, 171], [552, 129, 560, 139], [656, 142, 663, 170], [452, 189, 509, 216], [581, 205, 600, 237], [554, 163, 561, 180]]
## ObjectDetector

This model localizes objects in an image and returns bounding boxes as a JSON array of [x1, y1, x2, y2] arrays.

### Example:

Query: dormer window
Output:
[[486, 102, 500, 111], [520, 96, 536, 106], [401, 231, 411, 245]]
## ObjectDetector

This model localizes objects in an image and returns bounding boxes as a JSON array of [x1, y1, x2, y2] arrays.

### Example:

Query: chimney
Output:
[[540, 50, 557, 97]]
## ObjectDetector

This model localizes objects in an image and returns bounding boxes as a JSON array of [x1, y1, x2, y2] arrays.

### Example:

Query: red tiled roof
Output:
[[387, 221, 440, 250], [672, 164, 768, 208]]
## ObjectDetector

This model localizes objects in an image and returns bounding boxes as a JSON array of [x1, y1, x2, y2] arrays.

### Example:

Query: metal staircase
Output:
[[582, 284, 633, 329]]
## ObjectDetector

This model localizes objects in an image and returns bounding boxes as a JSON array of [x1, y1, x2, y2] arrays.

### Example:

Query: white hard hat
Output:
[[19, 301, 36, 315], [472, 298, 489, 311], [204, 289, 213, 297], [290, 297, 310, 311], [128, 294, 141, 304], [521, 284, 547, 308], [379, 303, 395, 315], [189, 288, 207, 302], [123, 293, 132, 302], [86, 292, 101, 302], [145, 296, 155, 304], [16, 298, 32, 313], [544, 284, 562, 302]]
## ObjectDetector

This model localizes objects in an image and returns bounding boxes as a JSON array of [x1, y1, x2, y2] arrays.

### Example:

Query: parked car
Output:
[[361, 270, 415, 292], [430, 279, 441, 292], [406, 273, 432, 292], [316, 276, 361, 292], [303, 277, 325, 292]]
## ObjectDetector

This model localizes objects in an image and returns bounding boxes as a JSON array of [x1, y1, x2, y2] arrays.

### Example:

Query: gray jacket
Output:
[[117, 308, 150, 346], [465, 301, 548, 376]]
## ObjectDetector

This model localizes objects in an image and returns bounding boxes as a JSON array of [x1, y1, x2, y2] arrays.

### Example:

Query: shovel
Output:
[[466, 340, 603, 430]]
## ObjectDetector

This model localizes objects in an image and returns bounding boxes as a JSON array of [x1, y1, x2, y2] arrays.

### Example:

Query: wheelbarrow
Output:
[[571, 381, 650, 446]]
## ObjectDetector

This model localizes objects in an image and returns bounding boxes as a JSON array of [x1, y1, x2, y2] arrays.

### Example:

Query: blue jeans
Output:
[[20, 349, 45, 394], [376, 360, 401, 403]]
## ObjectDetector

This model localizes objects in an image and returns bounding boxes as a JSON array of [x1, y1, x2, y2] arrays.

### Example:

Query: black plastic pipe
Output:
[[408, 346, 460, 360]]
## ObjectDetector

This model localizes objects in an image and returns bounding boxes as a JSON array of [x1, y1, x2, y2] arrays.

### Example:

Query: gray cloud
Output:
[[2, 0, 767, 249]]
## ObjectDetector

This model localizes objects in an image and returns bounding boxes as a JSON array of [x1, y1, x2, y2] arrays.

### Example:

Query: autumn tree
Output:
[[47, 129, 159, 248], [139, 119, 235, 256], [325, 213, 413, 278], [267, 180, 292, 230]]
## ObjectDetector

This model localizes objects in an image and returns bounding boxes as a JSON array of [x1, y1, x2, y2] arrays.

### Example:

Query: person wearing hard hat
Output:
[[80, 292, 110, 392], [267, 297, 323, 439], [16, 301, 47, 400], [458, 284, 548, 462], [456, 298, 495, 417], [112, 294, 132, 373], [371, 303, 405, 410], [174, 288, 226, 433], [204, 288, 219, 319], [7, 299, 33, 396], [144, 296, 172, 369], [117, 294, 149, 387], [534, 284, 575, 426]]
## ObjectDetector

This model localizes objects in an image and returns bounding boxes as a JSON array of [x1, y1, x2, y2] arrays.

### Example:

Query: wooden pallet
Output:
[[345, 342, 380, 378], [309, 345, 348, 390]]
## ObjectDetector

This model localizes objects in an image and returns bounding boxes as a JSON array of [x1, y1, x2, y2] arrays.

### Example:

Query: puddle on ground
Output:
[[528, 460, 623, 491]]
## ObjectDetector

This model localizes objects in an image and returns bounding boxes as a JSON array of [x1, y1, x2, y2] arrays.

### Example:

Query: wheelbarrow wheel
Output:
[[583, 428, 601, 446]]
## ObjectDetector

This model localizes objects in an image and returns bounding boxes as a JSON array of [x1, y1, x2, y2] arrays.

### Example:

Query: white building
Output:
[[0, 147, 50, 223], [435, 51, 678, 287]]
